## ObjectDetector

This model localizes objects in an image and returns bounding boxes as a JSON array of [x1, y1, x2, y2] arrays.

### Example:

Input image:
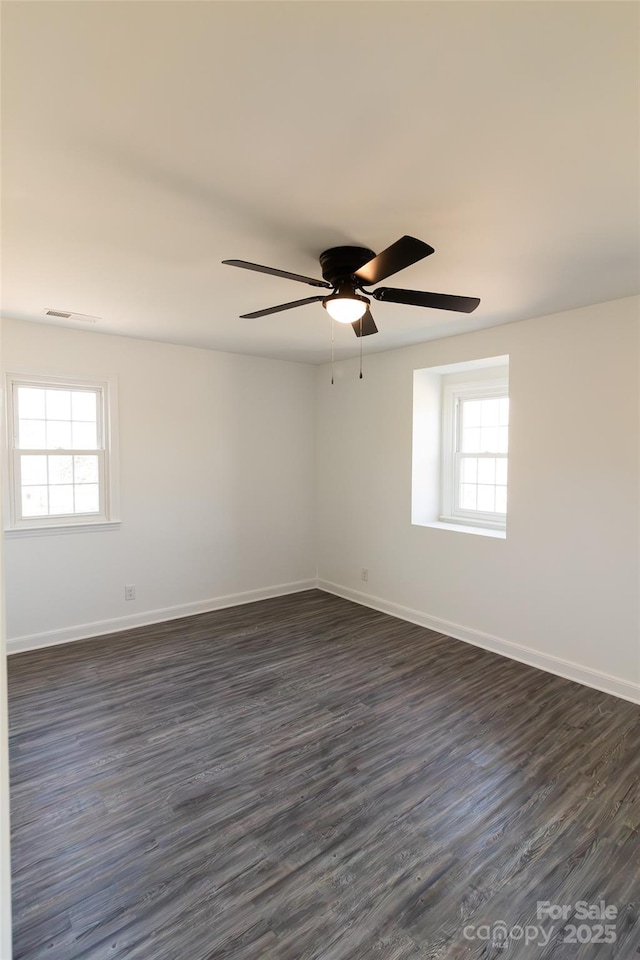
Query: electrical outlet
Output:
[[125, 584, 136, 601], [361, 568, 368, 582]]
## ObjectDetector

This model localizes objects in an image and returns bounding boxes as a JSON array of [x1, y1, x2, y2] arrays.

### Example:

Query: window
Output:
[[5, 374, 119, 533], [412, 356, 509, 537], [441, 376, 509, 529]]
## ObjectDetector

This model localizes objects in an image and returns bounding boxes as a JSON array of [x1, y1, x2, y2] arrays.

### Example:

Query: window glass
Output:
[[10, 378, 108, 525], [444, 383, 509, 526]]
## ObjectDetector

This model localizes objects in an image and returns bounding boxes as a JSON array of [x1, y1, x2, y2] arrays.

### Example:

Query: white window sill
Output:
[[4, 520, 121, 539], [419, 519, 506, 539]]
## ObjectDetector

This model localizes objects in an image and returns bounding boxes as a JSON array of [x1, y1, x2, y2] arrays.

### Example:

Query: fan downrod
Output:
[[319, 246, 375, 287]]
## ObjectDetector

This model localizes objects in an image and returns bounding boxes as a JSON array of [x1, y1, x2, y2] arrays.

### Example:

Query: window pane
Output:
[[460, 484, 477, 509], [46, 421, 72, 449], [17, 388, 45, 419], [477, 485, 496, 512], [22, 486, 48, 517], [495, 459, 508, 485], [18, 419, 46, 449], [495, 486, 507, 513], [48, 455, 73, 484], [71, 390, 97, 422], [20, 455, 48, 485], [74, 455, 99, 484], [49, 485, 74, 515], [480, 398, 501, 427], [462, 400, 482, 427], [46, 390, 71, 420], [12, 378, 108, 526], [71, 422, 98, 450], [461, 457, 477, 483], [479, 427, 499, 452], [74, 484, 99, 513], [445, 382, 508, 523], [461, 428, 480, 452], [477, 458, 496, 484]]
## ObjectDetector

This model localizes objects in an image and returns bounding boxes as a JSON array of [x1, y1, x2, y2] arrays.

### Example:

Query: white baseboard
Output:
[[9, 577, 640, 707], [7, 579, 317, 655], [318, 580, 640, 706]]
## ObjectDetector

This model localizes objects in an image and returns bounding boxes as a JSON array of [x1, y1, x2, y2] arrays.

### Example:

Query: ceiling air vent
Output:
[[43, 309, 99, 323]]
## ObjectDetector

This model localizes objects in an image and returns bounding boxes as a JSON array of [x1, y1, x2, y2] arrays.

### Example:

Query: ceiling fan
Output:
[[223, 236, 480, 338]]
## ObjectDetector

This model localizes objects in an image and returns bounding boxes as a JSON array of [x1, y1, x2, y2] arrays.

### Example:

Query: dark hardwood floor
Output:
[[8, 590, 640, 959]]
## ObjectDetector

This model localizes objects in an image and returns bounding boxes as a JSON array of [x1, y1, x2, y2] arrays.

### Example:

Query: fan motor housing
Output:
[[319, 246, 376, 287]]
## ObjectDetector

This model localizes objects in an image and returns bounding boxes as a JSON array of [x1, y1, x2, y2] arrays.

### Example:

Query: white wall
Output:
[[2, 318, 317, 648], [317, 296, 640, 702]]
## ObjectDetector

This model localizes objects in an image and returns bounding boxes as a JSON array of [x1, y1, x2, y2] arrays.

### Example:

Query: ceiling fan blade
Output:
[[223, 259, 331, 289], [372, 287, 480, 313], [354, 236, 435, 285], [240, 296, 325, 319], [352, 309, 378, 338]]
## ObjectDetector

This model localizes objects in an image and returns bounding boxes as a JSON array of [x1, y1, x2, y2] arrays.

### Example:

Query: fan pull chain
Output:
[[331, 316, 335, 385], [359, 315, 363, 379]]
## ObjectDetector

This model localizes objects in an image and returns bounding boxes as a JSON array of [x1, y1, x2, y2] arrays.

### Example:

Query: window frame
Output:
[[4, 372, 120, 534], [440, 376, 509, 531]]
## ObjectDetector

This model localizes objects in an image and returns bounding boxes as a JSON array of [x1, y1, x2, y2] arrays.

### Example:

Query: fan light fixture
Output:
[[223, 235, 481, 336], [323, 286, 369, 324]]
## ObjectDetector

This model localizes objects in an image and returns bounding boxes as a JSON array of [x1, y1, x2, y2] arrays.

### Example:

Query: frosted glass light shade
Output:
[[323, 293, 369, 324]]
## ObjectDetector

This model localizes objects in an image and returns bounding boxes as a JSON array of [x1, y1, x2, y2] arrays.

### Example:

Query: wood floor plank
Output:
[[8, 590, 640, 959]]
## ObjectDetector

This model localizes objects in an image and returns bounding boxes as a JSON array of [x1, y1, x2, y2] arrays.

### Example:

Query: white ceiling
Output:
[[2, 1, 638, 364]]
